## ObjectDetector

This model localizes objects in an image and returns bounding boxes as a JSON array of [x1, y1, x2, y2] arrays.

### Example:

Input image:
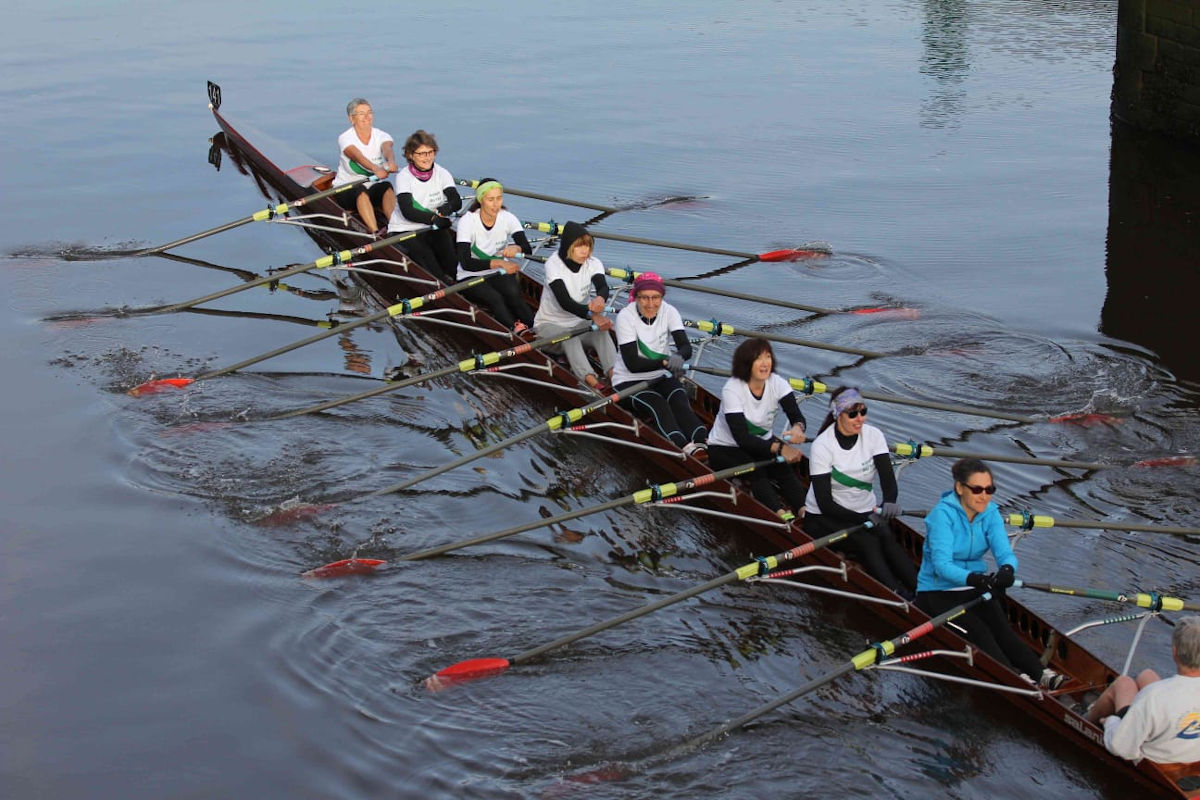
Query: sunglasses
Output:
[[843, 406, 867, 419], [961, 483, 997, 495]]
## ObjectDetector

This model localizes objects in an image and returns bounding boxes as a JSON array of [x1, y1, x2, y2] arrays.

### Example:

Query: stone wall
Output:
[[1114, 0, 1200, 142]]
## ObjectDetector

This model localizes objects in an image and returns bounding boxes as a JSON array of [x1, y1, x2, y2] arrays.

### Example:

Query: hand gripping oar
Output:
[[268, 322, 594, 420], [690, 365, 1043, 425], [129, 267, 485, 396], [671, 592, 990, 754], [121, 229, 424, 327], [425, 518, 871, 690], [526, 221, 831, 263], [1013, 580, 1200, 612], [685, 319, 888, 359], [135, 177, 370, 256], [891, 442, 1197, 471], [603, 267, 911, 318]]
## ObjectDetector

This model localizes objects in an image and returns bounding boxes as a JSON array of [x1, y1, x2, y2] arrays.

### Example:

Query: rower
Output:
[[915, 457, 1065, 688], [332, 98, 397, 236], [1086, 615, 1200, 764], [532, 221, 616, 391], [803, 387, 918, 598], [706, 337, 807, 521], [609, 271, 708, 458], [386, 129, 461, 283], [454, 179, 536, 337]]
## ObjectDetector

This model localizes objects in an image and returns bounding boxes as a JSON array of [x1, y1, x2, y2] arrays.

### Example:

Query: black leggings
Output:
[[615, 376, 706, 448], [917, 589, 1043, 678], [398, 229, 457, 284], [708, 444, 805, 512], [804, 513, 917, 594], [462, 271, 534, 330]]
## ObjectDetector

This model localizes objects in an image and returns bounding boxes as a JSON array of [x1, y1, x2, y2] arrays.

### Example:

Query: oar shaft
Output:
[[151, 230, 418, 315], [1016, 581, 1200, 612], [457, 179, 617, 213], [1003, 513, 1200, 537], [679, 593, 987, 753], [605, 267, 835, 316], [138, 177, 367, 255], [893, 443, 1109, 471], [195, 273, 483, 382], [686, 320, 886, 359], [352, 380, 652, 503]]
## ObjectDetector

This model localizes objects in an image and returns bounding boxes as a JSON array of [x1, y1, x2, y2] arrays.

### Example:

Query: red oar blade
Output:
[[1048, 412, 1123, 427], [128, 377, 195, 397], [847, 306, 921, 320], [302, 558, 387, 578], [255, 502, 337, 526], [758, 245, 832, 262], [1133, 456, 1199, 468], [424, 658, 512, 692]]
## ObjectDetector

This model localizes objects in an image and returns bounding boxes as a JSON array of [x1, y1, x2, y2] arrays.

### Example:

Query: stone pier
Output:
[[1114, 0, 1200, 141]]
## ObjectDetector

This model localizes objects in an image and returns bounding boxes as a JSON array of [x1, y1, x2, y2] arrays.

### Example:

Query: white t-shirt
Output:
[[534, 253, 606, 328], [455, 209, 523, 280], [609, 301, 683, 386], [387, 164, 456, 233], [1104, 674, 1200, 764], [803, 423, 888, 515], [708, 374, 795, 448], [334, 127, 392, 187]]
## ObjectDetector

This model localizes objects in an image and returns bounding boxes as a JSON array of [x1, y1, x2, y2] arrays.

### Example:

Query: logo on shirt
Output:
[[1178, 712, 1200, 740]]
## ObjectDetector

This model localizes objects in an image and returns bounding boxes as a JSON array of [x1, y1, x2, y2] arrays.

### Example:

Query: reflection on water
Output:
[[1104, 119, 1200, 386], [920, 0, 970, 129]]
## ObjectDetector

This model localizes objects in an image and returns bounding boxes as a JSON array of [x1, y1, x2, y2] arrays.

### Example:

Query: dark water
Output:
[[3, 1, 1199, 798]]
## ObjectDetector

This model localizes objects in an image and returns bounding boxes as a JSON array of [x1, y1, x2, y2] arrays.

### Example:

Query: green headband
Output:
[[475, 180, 503, 203]]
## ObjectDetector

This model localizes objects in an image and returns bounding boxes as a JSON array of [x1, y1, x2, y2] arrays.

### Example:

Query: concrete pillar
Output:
[[1113, 0, 1200, 141]]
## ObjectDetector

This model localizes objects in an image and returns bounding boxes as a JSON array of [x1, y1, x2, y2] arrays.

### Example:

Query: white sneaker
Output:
[[682, 441, 707, 458], [1040, 668, 1067, 690]]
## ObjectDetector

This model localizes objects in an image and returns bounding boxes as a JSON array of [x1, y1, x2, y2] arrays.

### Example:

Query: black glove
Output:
[[666, 353, 685, 378], [966, 572, 994, 590], [877, 501, 901, 521], [994, 564, 1015, 589], [431, 214, 452, 230]]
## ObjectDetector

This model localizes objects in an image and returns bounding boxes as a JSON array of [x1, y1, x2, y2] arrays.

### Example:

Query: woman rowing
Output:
[[609, 272, 708, 458], [386, 130, 461, 283], [802, 387, 917, 597], [532, 221, 617, 391], [915, 457, 1065, 689], [454, 179, 536, 337], [707, 337, 806, 521], [332, 98, 397, 236]]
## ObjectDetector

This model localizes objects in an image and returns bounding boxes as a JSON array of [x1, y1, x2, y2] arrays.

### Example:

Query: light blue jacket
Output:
[[916, 489, 1017, 592]]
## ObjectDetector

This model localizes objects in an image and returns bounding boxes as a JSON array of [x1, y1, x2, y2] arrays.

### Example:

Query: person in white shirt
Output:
[[1087, 615, 1200, 765], [386, 130, 460, 283], [532, 221, 616, 391], [332, 98, 397, 236], [610, 272, 707, 457], [454, 180, 535, 336]]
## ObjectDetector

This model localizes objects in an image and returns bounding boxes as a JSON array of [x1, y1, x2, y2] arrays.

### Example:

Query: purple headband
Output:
[[831, 388, 865, 417]]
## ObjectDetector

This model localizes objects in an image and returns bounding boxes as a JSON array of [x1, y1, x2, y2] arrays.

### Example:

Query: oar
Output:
[[136, 177, 370, 255], [672, 592, 989, 753], [1014, 580, 1200, 612], [1001, 512, 1200, 538], [260, 380, 657, 523], [268, 322, 593, 420], [425, 518, 869, 690], [129, 269, 486, 396], [690, 365, 1043, 424], [526, 221, 831, 263], [685, 319, 888, 359], [603, 267, 912, 318], [902, 508, 1200, 539], [124, 229, 423, 322], [892, 442, 1197, 471]]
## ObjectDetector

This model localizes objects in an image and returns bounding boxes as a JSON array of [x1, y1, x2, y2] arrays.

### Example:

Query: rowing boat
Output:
[[202, 82, 1199, 797]]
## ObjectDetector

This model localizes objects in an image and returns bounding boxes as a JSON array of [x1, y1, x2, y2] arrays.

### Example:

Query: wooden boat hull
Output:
[[208, 93, 1200, 798]]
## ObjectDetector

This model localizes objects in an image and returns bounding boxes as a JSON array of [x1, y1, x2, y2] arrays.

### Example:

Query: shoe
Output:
[[682, 441, 706, 457], [1040, 668, 1067, 690], [777, 509, 796, 523], [374, 227, 391, 240], [511, 321, 535, 340]]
